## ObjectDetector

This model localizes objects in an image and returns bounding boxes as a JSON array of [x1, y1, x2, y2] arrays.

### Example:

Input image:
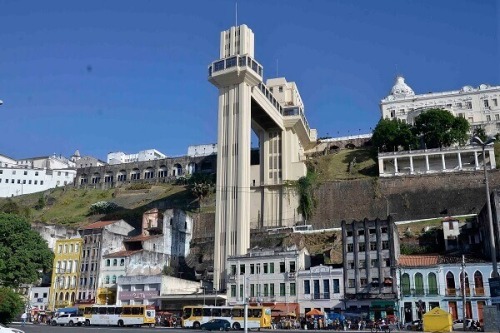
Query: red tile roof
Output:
[[82, 220, 119, 230], [398, 255, 439, 267], [103, 250, 142, 258]]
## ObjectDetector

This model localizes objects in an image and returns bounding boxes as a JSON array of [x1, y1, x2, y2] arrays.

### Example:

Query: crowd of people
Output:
[[271, 316, 379, 330]]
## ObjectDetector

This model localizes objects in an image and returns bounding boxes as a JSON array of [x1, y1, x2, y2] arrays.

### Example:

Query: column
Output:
[[488, 148, 497, 169], [379, 158, 385, 175], [474, 151, 479, 170], [409, 156, 414, 174], [441, 154, 446, 170], [394, 158, 398, 174], [457, 153, 462, 170], [425, 155, 430, 172]]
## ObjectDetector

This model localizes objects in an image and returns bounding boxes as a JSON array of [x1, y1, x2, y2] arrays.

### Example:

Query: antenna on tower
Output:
[[235, 1, 238, 27]]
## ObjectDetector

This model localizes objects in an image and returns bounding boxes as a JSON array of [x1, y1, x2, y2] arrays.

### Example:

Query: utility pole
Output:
[[461, 255, 467, 331], [244, 276, 248, 333]]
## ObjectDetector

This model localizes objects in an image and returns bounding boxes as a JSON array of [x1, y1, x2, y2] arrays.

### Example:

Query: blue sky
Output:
[[0, 0, 498, 160]]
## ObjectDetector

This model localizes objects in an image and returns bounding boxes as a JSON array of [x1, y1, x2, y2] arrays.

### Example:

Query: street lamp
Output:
[[472, 136, 498, 278]]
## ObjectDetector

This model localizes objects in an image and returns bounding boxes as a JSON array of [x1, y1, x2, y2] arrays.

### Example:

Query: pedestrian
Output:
[[21, 312, 28, 326]]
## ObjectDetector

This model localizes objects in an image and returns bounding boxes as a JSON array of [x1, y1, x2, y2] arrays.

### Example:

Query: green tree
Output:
[[372, 118, 417, 152], [472, 127, 487, 142], [188, 173, 215, 203], [296, 171, 318, 222], [0, 287, 24, 324], [413, 109, 470, 148], [0, 213, 53, 287]]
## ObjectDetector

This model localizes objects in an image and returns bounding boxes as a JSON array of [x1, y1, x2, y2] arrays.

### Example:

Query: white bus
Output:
[[81, 305, 156, 327], [181, 305, 272, 330]]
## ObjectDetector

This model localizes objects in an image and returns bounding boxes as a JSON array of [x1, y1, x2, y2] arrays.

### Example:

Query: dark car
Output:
[[405, 320, 422, 331], [201, 319, 231, 331]]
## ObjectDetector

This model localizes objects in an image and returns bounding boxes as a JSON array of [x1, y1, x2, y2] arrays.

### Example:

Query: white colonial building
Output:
[[0, 153, 77, 197], [107, 149, 166, 165], [296, 265, 344, 316], [380, 76, 500, 136], [398, 255, 493, 325], [225, 245, 310, 316]]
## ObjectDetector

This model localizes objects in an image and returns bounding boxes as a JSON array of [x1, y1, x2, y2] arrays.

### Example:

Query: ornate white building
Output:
[[380, 76, 500, 135]]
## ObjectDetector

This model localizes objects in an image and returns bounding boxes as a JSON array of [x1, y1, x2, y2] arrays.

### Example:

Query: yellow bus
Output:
[[181, 305, 272, 330], [81, 305, 155, 327]]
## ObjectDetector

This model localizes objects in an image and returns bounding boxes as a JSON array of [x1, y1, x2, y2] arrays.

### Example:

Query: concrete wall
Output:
[[309, 170, 500, 228]]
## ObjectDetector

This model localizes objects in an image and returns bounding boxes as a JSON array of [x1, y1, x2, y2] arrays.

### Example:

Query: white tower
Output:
[[209, 25, 263, 290]]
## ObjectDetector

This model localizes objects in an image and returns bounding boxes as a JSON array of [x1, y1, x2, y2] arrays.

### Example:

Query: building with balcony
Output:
[[380, 76, 500, 136], [398, 254, 493, 324], [76, 220, 136, 304], [296, 265, 344, 316], [225, 245, 310, 317], [342, 217, 400, 320], [49, 237, 83, 310]]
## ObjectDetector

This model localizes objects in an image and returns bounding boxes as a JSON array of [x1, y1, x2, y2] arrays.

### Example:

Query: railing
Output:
[[402, 288, 440, 297], [257, 82, 283, 116], [474, 287, 485, 296], [312, 292, 331, 300], [445, 288, 473, 296], [208, 55, 263, 79], [283, 107, 311, 137]]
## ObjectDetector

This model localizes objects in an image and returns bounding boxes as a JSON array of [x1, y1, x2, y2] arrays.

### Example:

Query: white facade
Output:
[[107, 149, 166, 165], [0, 154, 17, 167], [29, 287, 50, 311], [0, 166, 76, 197], [296, 265, 344, 315], [378, 145, 496, 177], [225, 246, 310, 309], [398, 258, 493, 323], [187, 144, 217, 157], [380, 76, 500, 136]]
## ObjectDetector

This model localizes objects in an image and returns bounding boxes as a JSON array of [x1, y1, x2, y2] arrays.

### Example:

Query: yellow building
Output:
[[49, 237, 83, 310]]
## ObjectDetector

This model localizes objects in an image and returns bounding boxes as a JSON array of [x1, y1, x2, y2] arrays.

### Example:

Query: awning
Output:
[[270, 303, 299, 317]]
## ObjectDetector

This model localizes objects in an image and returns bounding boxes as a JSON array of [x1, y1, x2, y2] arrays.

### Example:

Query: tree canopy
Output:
[[0, 287, 24, 324], [413, 108, 470, 148], [0, 213, 53, 288], [372, 109, 470, 152], [372, 118, 417, 152]]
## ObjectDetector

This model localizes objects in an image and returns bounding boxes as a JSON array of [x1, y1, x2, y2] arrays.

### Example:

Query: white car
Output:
[[452, 319, 473, 331], [0, 324, 25, 333], [51, 313, 86, 326]]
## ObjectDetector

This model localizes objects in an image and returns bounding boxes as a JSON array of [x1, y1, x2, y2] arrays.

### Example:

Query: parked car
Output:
[[0, 324, 25, 333], [200, 319, 231, 331], [405, 320, 422, 331], [453, 319, 475, 331], [51, 313, 86, 326]]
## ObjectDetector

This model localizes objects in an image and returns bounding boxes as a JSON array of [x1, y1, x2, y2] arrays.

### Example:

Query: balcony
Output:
[[445, 288, 472, 297], [311, 292, 331, 300], [474, 287, 485, 296], [401, 288, 440, 297], [208, 55, 263, 82]]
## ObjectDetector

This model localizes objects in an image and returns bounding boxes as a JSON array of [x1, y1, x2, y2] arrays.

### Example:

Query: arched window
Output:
[[446, 272, 456, 296], [474, 271, 484, 296], [112, 275, 117, 284], [414, 273, 424, 296], [120, 259, 125, 266], [113, 259, 117, 266], [401, 273, 410, 296], [428, 272, 438, 295], [106, 259, 110, 267], [105, 276, 110, 284]]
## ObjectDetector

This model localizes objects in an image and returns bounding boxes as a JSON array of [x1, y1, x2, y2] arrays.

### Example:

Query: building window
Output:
[[290, 283, 296, 296], [278, 283, 286, 296], [231, 265, 236, 275], [120, 259, 125, 266], [359, 260, 365, 268], [382, 241, 389, 250], [112, 275, 117, 284], [360, 278, 367, 287], [333, 279, 340, 293], [278, 86, 283, 93], [466, 101, 472, 109], [106, 259, 110, 266], [385, 258, 391, 267], [105, 276, 110, 284], [484, 100, 490, 108], [487, 115, 492, 122], [263, 284, 269, 297], [493, 99, 498, 107], [113, 259, 117, 266], [250, 264, 255, 274], [347, 261, 354, 269], [348, 279, 355, 288], [270, 283, 275, 297], [270, 263, 274, 273], [263, 263, 268, 274], [370, 259, 378, 267], [280, 262, 286, 273], [289, 261, 296, 272], [250, 284, 255, 297], [370, 242, 377, 251], [231, 285, 236, 297], [40, 181, 44, 185], [495, 114, 499, 121], [381, 227, 388, 233], [359, 243, 366, 252], [372, 278, 380, 287], [304, 280, 310, 294], [358, 229, 365, 236], [347, 244, 354, 252], [240, 264, 245, 275]]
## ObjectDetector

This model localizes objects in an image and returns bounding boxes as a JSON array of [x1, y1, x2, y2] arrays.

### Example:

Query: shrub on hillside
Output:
[[88, 201, 118, 215], [126, 183, 151, 190]]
